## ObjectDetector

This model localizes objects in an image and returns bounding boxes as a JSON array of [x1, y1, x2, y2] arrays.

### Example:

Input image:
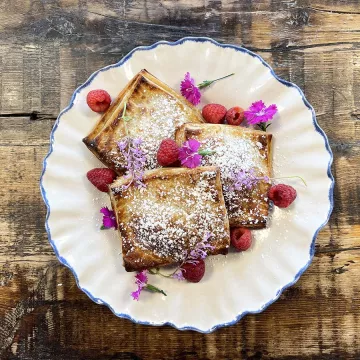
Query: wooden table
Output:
[[1, 1, 359, 359]]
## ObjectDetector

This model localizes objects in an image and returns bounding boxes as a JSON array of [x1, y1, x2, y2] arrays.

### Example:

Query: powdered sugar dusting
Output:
[[104, 84, 201, 173], [111, 169, 229, 267], [201, 134, 267, 177], [183, 125, 271, 227], [133, 93, 192, 169]]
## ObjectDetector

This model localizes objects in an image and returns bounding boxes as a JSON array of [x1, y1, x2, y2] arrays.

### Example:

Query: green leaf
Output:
[[197, 80, 212, 89], [100, 225, 109, 230], [198, 149, 215, 156], [257, 122, 267, 132], [145, 284, 167, 296]]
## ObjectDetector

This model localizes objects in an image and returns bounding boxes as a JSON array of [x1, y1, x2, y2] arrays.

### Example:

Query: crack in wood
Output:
[[249, 42, 359, 53], [317, 246, 360, 254], [0, 112, 57, 121], [86, 10, 193, 31], [307, 6, 360, 15]]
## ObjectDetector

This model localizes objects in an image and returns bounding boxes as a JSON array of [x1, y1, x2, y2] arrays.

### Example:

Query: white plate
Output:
[[40, 37, 334, 333]]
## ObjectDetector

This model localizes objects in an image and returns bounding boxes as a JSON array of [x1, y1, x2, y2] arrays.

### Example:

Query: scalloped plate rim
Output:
[[39, 36, 334, 333]]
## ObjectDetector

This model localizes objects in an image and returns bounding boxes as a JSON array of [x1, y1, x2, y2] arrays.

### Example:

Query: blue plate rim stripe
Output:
[[39, 36, 334, 333]]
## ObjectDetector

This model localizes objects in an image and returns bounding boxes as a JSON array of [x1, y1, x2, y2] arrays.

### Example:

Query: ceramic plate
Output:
[[40, 37, 334, 333]]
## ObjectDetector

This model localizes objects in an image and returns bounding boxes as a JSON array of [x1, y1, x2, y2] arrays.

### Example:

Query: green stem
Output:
[[155, 271, 171, 278], [145, 284, 167, 296], [148, 268, 158, 275], [272, 175, 307, 186], [149, 260, 187, 279], [121, 102, 134, 136], [197, 73, 235, 89], [149, 267, 179, 278], [123, 102, 128, 136]]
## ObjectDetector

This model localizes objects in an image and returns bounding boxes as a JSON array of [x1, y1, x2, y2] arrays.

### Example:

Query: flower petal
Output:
[[118, 137, 146, 188], [187, 139, 201, 152], [100, 207, 112, 217], [264, 104, 278, 120], [249, 100, 265, 113], [181, 153, 202, 168], [244, 100, 277, 125], [131, 286, 142, 301], [117, 140, 128, 151], [135, 270, 148, 284], [172, 269, 185, 281], [132, 138, 143, 146], [187, 87, 201, 105], [180, 73, 201, 105], [102, 216, 115, 228], [184, 72, 195, 85]]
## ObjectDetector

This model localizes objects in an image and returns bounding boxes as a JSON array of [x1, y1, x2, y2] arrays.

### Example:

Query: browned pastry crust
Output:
[[83, 69, 204, 174], [109, 167, 230, 272], [175, 123, 272, 229]]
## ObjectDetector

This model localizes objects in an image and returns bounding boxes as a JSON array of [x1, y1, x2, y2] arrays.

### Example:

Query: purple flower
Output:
[[233, 169, 258, 190], [132, 138, 143, 147], [117, 140, 127, 151], [179, 139, 202, 168], [117, 137, 146, 188], [181, 232, 214, 267], [135, 270, 148, 285], [131, 270, 167, 300], [148, 233, 214, 283], [131, 287, 142, 301], [100, 207, 117, 229], [189, 232, 214, 261], [244, 100, 277, 125], [172, 269, 185, 281], [131, 270, 148, 301], [180, 72, 201, 106], [231, 168, 270, 191], [180, 72, 235, 106]]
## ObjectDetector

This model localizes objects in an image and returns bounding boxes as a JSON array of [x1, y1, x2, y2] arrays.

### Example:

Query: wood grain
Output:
[[0, 0, 359, 359]]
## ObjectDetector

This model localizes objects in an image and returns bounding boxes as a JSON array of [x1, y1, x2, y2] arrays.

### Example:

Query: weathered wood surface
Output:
[[0, 0, 359, 359]]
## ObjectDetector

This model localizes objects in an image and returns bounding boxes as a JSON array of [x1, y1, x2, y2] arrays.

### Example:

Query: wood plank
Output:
[[0, 44, 359, 135], [0, 146, 53, 260], [0, 1, 359, 50], [0, 250, 359, 359], [0, 117, 55, 146]]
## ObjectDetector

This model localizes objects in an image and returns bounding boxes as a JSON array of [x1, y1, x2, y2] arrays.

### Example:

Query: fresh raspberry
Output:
[[202, 104, 227, 124], [181, 259, 205, 283], [157, 139, 180, 166], [86, 90, 111, 112], [226, 106, 245, 126], [230, 227, 252, 251], [268, 184, 297, 208], [86, 168, 117, 192]]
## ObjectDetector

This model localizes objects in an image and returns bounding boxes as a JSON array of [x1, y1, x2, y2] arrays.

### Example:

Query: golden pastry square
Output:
[[83, 69, 204, 174], [176, 123, 272, 228], [109, 167, 230, 272]]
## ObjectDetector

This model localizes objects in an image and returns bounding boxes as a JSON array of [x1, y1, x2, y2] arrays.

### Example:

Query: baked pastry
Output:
[[83, 69, 204, 174], [109, 166, 230, 272], [175, 123, 272, 228]]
